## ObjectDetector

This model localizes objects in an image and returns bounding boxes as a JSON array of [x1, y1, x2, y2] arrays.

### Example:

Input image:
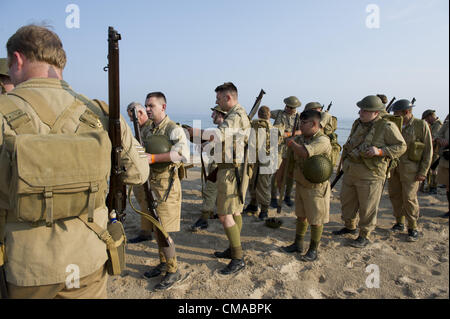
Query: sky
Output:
[[0, 0, 448, 120]]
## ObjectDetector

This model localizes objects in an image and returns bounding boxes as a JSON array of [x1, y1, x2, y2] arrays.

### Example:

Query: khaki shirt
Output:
[[271, 109, 298, 158], [320, 111, 336, 136], [342, 116, 407, 180], [216, 104, 251, 165], [430, 119, 443, 159], [289, 130, 332, 188], [430, 119, 443, 139], [399, 117, 433, 177], [248, 118, 282, 174], [0, 78, 149, 286], [143, 115, 189, 179]]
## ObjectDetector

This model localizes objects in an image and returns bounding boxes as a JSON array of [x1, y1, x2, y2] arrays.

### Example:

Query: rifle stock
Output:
[[386, 97, 396, 112], [248, 89, 266, 120], [105, 26, 127, 222]]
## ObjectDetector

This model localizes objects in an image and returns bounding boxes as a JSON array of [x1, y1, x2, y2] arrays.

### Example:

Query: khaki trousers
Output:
[[340, 173, 384, 238], [249, 165, 272, 207], [295, 182, 330, 225], [7, 264, 108, 299], [388, 168, 420, 229], [216, 166, 249, 215]]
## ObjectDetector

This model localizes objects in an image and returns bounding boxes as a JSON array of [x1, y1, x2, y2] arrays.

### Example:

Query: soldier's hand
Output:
[[415, 175, 426, 182], [286, 137, 297, 149], [364, 146, 383, 158]]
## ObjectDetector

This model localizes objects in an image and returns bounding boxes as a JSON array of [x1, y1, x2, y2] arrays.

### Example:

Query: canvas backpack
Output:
[[0, 89, 111, 227]]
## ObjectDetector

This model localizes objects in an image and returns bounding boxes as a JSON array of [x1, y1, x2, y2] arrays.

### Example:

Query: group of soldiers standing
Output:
[[0, 24, 448, 298]]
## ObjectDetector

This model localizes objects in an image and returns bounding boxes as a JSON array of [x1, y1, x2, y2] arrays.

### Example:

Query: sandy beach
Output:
[[108, 166, 449, 299]]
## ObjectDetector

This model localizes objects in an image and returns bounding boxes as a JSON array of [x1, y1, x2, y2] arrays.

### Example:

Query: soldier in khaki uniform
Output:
[[436, 114, 449, 217], [388, 99, 433, 241], [270, 96, 302, 208], [0, 25, 149, 299], [420, 110, 443, 194], [140, 92, 189, 290], [191, 83, 250, 274], [277, 110, 332, 261], [0, 58, 14, 94], [333, 95, 406, 248], [125, 102, 155, 243], [243, 106, 282, 220], [303, 102, 341, 168], [190, 106, 226, 231]]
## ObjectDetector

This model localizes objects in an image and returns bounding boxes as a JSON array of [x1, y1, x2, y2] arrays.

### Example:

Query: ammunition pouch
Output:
[[78, 214, 126, 276], [406, 118, 427, 162], [407, 141, 425, 162], [178, 163, 187, 180]]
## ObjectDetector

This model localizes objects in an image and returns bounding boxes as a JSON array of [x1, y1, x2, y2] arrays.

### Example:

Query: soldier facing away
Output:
[[270, 96, 302, 208], [388, 99, 433, 241], [243, 105, 282, 220], [332, 95, 406, 248], [0, 25, 149, 298]]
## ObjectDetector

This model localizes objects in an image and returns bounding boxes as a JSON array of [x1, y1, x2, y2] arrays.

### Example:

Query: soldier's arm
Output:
[[418, 122, 433, 177], [381, 122, 407, 159], [148, 126, 190, 164], [119, 116, 150, 185], [270, 110, 280, 120], [287, 135, 331, 159]]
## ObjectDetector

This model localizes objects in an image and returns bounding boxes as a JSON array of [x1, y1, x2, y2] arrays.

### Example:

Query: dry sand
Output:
[[108, 166, 449, 299]]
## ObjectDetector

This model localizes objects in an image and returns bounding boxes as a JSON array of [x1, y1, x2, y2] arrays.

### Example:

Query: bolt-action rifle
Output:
[[104, 26, 127, 222]]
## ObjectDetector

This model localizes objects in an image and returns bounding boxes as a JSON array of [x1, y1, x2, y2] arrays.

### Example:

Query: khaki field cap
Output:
[[283, 96, 301, 108], [421, 109, 435, 119], [0, 58, 8, 76], [356, 95, 385, 111], [211, 105, 227, 115], [304, 102, 323, 111]]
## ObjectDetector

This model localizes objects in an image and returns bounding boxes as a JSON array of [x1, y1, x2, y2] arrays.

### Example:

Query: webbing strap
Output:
[[44, 187, 53, 227], [88, 183, 99, 223], [0, 95, 35, 134], [8, 89, 58, 127], [78, 214, 115, 247], [50, 97, 85, 133]]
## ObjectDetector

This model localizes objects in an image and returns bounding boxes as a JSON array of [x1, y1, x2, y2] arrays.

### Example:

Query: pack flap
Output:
[[15, 131, 111, 188]]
